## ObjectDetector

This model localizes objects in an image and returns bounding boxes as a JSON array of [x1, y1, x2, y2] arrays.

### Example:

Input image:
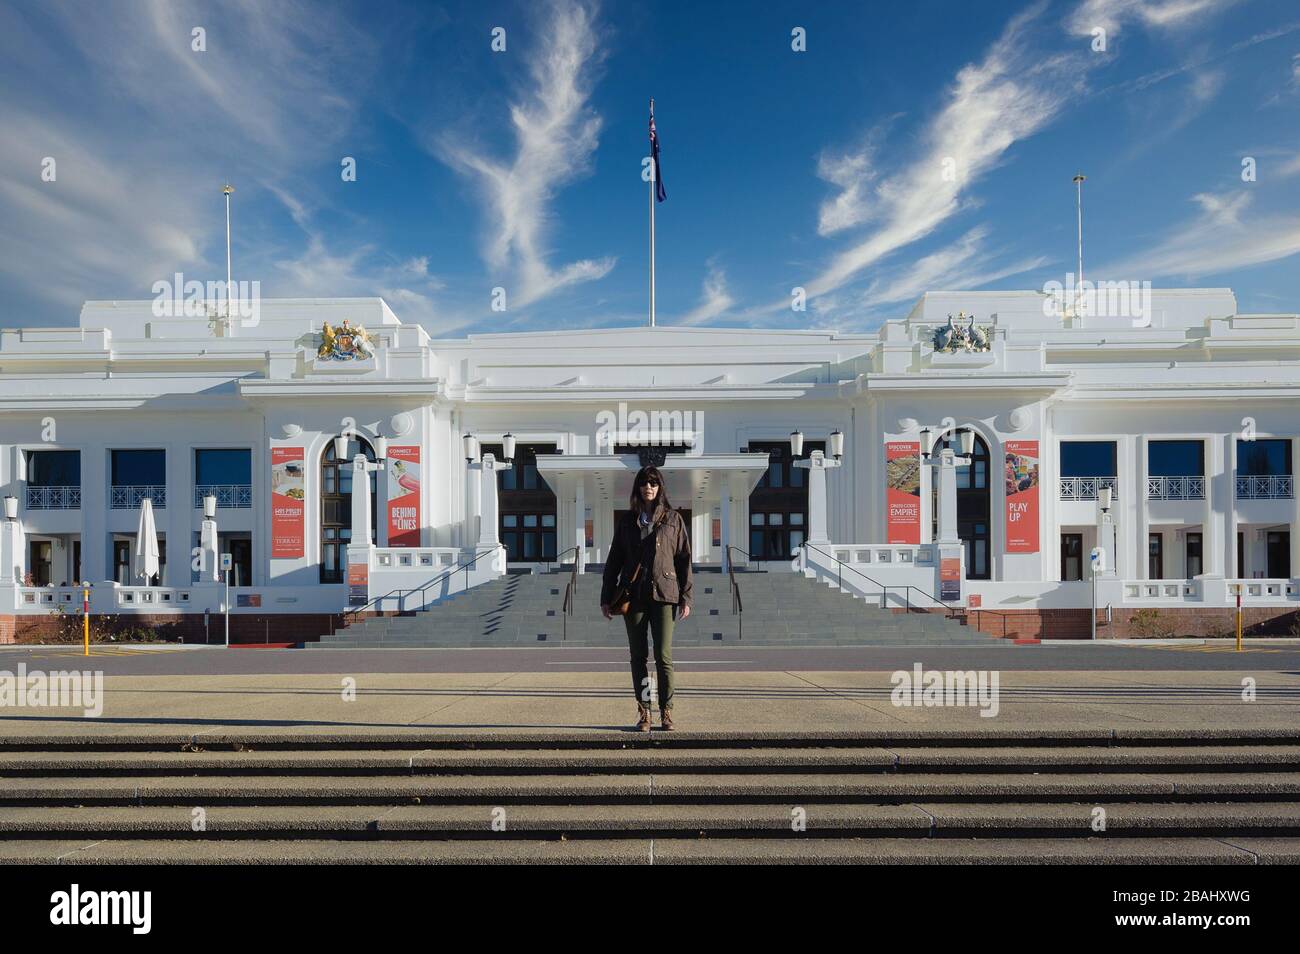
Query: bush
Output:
[[1127, 608, 1177, 639]]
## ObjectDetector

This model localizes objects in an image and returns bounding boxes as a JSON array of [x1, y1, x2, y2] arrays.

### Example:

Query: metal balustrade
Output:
[[25, 486, 81, 510], [194, 484, 253, 509], [1235, 475, 1293, 499], [1146, 476, 1204, 500], [110, 485, 167, 509], [1058, 476, 1118, 501]]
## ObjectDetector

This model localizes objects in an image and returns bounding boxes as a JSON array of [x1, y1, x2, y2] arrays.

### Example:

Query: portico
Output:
[[534, 452, 770, 572]]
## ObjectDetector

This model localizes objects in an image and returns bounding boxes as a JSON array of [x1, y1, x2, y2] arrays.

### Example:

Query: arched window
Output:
[[930, 433, 992, 580], [320, 437, 376, 583]]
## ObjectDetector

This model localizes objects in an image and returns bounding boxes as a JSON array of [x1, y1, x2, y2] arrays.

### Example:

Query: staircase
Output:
[[310, 568, 993, 648], [4, 729, 1298, 863]]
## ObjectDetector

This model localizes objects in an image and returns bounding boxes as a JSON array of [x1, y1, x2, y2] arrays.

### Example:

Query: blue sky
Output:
[[2, 0, 1298, 335]]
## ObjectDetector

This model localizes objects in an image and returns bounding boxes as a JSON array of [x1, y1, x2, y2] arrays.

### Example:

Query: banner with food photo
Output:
[[270, 446, 305, 557], [386, 445, 421, 547], [1004, 440, 1040, 553], [885, 440, 922, 544]]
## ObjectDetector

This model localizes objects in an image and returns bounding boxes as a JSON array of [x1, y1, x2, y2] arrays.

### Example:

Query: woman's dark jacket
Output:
[[600, 507, 693, 609]]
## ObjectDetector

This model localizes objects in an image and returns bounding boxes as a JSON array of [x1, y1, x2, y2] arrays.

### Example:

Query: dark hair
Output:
[[630, 465, 672, 517]]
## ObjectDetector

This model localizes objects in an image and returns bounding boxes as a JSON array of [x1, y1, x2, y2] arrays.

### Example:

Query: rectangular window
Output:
[[1148, 533, 1164, 580], [1186, 532, 1203, 579], [28, 451, 80, 486], [1237, 439, 1292, 476], [1060, 533, 1083, 582], [1060, 441, 1117, 477], [195, 449, 251, 485], [111, 449, 166, 486], [1147, 440, 1204, 477]]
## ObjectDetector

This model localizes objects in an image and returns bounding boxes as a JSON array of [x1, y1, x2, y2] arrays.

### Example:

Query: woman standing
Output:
[[600, 465, 692, 731]]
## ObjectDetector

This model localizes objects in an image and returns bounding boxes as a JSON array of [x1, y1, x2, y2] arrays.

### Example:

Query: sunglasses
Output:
[[638, 478, 661, 487]]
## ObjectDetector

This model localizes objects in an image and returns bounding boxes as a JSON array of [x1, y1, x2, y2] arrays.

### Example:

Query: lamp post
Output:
[[791, 430, 846, 548], [920, 426, 974, 546]]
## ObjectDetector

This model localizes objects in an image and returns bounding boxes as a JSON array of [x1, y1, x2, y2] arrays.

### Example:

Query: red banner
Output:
[[885, 441, 921, 544], [386, 445, 421, 547], [270, 446, 305, 557], [1004, 439, 1040, 553]]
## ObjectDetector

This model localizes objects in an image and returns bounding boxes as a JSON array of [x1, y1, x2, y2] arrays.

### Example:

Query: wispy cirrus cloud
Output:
[[435, 0, 614, 309], [862, 226, 1050, 307], [677, 261, 735, 326], [1067, 0, 1240, 37]]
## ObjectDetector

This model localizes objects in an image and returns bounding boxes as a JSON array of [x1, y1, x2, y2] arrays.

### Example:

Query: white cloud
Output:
[[1100, 191, 1300, 278], [435, 0, 615, 309], [861, 227, 1050, 306], [803, 4, 1084, 300], [1067, 0, 1239, 37], [678, 262, 735, 326]]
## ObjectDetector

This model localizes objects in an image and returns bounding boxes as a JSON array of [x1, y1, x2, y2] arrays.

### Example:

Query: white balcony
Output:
[[110, 485, 167, 509], [1235, 475, 1293, 499], [1058, 476, 1118, 501], [25, 485, 81, 510], [1147, 476, 1204, 500]]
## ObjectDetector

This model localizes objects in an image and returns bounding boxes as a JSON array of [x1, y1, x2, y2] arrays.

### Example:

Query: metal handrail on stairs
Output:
[[548, 546, 582, 642], [345, 547, 500, 620], [723, 545, 751, 641]]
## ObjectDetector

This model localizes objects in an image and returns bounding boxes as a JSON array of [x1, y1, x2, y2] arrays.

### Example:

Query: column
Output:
[[573, 480, 584, 574], [1292, 436, 1300, 580], [936, 449, 959, 546], [720, 489, 731, 572], [1135, 436, 1149, 580], [80, 444, 107, 583], [919, 448, 933, 545], [477, 453, 501, 548], [1204, 435, 1224, 577]]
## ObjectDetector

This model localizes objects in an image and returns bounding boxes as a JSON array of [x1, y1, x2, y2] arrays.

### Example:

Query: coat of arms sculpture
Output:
[[932, 311, 992, 354], [317, 319, 376, 361]]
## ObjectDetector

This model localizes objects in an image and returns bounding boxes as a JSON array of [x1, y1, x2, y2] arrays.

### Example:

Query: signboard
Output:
[[885, 441, 922, 544], [1004, 440, 1040, 553], [968, 593, 982, 609], [270, 446, 306, 557], [939, 557, 962, 602], [348, 561, 369, 606], [236, 594, 262, 608], [386, 445, 421, 548]]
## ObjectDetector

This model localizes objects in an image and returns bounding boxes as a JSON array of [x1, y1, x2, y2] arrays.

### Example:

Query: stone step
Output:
[[5, 772, 1300, 805], [3, 836, 1296, 864]]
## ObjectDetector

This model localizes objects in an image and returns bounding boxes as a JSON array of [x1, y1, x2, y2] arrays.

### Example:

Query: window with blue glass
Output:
[[1147, 440, 1203, 477], [1237, 439, 1291, 476], [111, 450, 165, 485], [195, 449, 251, 484], [28, 451, 80, 486], [1059, 441, 1117, 477]]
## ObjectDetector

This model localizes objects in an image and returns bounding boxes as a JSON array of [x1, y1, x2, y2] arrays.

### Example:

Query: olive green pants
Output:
[[624, 602, 675, 711]]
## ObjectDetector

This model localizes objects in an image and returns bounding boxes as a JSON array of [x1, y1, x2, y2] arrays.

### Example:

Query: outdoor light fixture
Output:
[[3, 496, 16, 520], [920, 427, 935, 458], [333, 435, 350, 461], [789, 430, 804, 458], [959, 428, 975, 457], [373, 436, 389, 460], [502, 432, 517, 462], [463, 433, 479, 463], [829, 429, 845, 460], [202, 494, 217, 519], [1099, 486, 1113, 512]]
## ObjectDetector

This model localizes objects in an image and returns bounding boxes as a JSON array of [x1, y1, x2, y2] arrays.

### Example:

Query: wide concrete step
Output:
[[4, 836, 1297, 864], [3, 802, 1300, 839], [6, 772, 1300, 805], [3, 745, 1298, 776]]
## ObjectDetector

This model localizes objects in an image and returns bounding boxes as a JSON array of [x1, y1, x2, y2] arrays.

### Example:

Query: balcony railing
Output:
[[110, 485, 167, 509], [1058, 476, 1119, 501], [1147, 476, 1204, 500], [194, 484, 253, 509], [1235, 475, 1293, 499], [25, 485, 81, 510]]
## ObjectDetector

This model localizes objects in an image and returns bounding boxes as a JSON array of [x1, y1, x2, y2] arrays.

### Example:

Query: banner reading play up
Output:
[[386, 445, 421, 548], [270, 446, 305, 557], [1004, 440, 1040, 553], [885, 441, 921, 544]]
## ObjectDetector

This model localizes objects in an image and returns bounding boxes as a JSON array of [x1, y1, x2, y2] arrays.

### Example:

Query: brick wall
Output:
[[955, 606, 1300, 640], [0, 612, 351, 646]]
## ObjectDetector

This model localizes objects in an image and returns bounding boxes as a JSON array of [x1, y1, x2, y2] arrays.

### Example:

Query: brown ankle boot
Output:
[[636, 705, 652, 732], [659, 709, 675, 731]]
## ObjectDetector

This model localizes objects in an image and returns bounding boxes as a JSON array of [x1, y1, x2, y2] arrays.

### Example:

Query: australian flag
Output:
[[649, 100, 666, 202]]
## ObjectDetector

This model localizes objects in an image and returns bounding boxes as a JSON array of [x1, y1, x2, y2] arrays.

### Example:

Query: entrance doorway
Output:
[[485, 443, 558, 563], [746, 440, 820, 561], [320, 437, 376, 583], [1267, 531, 1291, 579]]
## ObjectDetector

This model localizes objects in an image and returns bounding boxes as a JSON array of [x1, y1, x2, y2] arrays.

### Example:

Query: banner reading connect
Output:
[[270, 446, 305, 557], [885, 440, 921, 544], [1004, 439, 1040, 553], [386, 445, 421, 547]]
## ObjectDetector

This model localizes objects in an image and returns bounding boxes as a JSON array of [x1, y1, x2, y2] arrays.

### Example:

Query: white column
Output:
[[1292, 436, 1300, 580], [720, 489, 731, 572], [936, 449, 959, 546], [1204, 435, 1224, 577], [351, 454, 373, 545], [1136, 436, 1149, 580], [573, 480, 585, 574], [919, 451, 933, 545], [796, 450, 840, 545], [0, 518, 21, 583], [477, 452, 502, 549], [81, 445, 107, 583], [200, 516, 220, 583]]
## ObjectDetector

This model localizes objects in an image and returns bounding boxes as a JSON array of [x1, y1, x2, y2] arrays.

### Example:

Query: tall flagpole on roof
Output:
[[222, 183, 234, 324], [649, 99, 656, 328], [1073, 173, 1085, 317]]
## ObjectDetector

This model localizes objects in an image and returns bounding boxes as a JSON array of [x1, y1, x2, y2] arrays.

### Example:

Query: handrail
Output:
[[799, 542, 1017, 634], [345, 547, 499, 618], [550, 545, 581, 642], [724, 545, 749, 641]]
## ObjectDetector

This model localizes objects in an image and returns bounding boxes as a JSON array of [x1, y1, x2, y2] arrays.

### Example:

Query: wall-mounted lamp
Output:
[[789, 430, 805, 458], [202, 494, 217, 519]]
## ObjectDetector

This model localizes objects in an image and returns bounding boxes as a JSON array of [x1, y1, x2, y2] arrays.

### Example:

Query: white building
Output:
[[1, 287, 1297, 641]]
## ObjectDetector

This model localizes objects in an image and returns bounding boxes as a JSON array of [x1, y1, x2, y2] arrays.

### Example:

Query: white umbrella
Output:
[[133, 497, 160, 584]]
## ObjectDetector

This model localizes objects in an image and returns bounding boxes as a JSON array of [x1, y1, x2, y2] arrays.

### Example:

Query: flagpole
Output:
[[649, 99, 656, 328]]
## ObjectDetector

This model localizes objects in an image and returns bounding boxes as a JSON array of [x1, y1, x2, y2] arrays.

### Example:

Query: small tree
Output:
[[1127, 608, 1176, 639]]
